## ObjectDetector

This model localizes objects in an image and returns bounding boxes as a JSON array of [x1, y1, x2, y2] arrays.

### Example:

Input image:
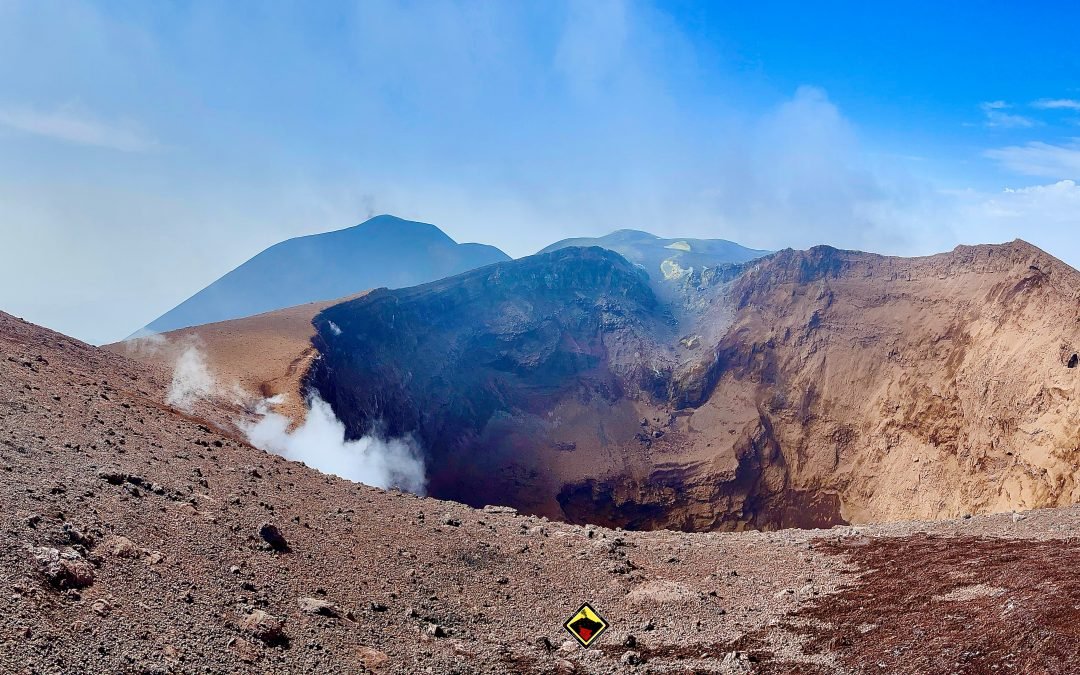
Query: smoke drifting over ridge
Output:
[[124, 332, 426, 492], [242, 394, 427, 494]]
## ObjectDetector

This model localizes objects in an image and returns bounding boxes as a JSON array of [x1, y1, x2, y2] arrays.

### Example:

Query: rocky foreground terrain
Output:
[[4, 309, 1080, 673]]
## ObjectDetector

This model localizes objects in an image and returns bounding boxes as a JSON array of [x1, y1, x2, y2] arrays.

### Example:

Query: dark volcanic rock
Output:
[[308, 247, 676, 512], [258, 523, 289, 552]]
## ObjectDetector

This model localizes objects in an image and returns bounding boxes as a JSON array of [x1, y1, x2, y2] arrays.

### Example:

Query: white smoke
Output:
[[327, 320, 343, 336], [242, 393, 427, 494], [165, 345, 215, 410], [125, 331, 425, 493], [121, 330, 167, 357]]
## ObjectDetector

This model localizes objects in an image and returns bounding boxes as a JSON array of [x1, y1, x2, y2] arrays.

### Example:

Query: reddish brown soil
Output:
[[794, 534, 1080, 674]]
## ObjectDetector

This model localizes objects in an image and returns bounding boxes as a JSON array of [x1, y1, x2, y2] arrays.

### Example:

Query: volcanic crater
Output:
[[303, 240, 1080, 532]]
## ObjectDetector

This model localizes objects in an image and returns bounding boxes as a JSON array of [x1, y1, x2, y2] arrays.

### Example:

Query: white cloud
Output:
[[697, 86, 954, 254], [979, 101, 1037, 128], [0, 104, 158, 152], [554, 0, 629, 92], [984, 139, 1080, 178], [1032, 98, 1080, 111]]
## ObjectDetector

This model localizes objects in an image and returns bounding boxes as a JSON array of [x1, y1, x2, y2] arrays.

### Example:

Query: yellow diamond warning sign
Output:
[[563, 602, 609, 648]]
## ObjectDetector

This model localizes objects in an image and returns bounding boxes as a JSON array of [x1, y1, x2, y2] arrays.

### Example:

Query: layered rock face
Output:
[[308, 240, 1080, 531]]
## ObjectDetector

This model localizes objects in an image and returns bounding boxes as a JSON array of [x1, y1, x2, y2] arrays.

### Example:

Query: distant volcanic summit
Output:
[[137, 215, 510, 334], [540, 229, 770, 283]]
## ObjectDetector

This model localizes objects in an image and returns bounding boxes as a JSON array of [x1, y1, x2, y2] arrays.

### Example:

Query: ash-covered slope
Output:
[[308, 240, 1080, 531], [139, 215, 509, 334]]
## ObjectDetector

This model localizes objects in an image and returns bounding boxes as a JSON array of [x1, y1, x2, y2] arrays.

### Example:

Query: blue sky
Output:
[[1, 0, 1078, 344]]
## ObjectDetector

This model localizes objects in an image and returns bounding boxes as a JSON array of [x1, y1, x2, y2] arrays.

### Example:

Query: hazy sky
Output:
[[1, 1, 1079, 344]]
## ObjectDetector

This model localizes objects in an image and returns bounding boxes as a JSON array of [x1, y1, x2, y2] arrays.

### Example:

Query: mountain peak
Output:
[[137, 217, 509, 335]]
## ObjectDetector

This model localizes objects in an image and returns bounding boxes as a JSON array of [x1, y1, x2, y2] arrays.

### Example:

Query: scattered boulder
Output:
[[426, 623, 447, 638], [258, 523, 289, 552], [621, 650, 642, 666], [28, 546, 95, 589], [441, 514, 461, 527]]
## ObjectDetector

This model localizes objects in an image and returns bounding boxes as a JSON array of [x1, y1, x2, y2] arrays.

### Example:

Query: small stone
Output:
[[554, 659, 576, 674], [105, 535, 140, 558], [241, 609, 286, 644], [229, 565, 241, 575], [720, 651, 752, 674], [97, 469, 127, 485], [356, 646, 389, 669], [1012, 512, 1027, 522], [257, 523, 289, 552], [91, 598, 113, 616], [229, 637, 259, 663], [620, 650, 642, 665], [623, 634, 637, 648], [62, 523, 94, 548], [441, 514, 461, 527], [298, 597, 339, 617], [496, 576, 510, 585], [426, 623, 447, 638], [146, 551, 165, 565]]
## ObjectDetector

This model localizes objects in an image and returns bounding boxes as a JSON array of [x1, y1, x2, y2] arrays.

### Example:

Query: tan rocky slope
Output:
[[304, 240, 1080, 531], [106, 294, 365, 427], [672, 239, 1080, 527], [5, 310, 1080, 674]]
